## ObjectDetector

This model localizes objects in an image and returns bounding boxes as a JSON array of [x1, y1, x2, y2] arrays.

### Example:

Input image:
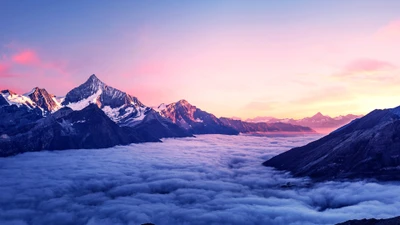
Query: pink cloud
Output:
[[12, 50, 39, 65], [337, 59, 396, 77], [375, 20, 400, 40]]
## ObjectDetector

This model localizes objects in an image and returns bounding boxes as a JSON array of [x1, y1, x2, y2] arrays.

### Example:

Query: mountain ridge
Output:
[[263, 105, 400, 181], [0, 74, 319, 156]]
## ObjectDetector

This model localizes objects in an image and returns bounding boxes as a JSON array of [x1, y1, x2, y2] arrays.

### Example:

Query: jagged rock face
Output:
[[27, 87, 59, 112], [219, 117, 315, 133], [0, 104, 159, 157], [263, 106, 400, 181], [62, 74, 150, 126], [336, 216, 400, 225], [159, 100, 239, 135]]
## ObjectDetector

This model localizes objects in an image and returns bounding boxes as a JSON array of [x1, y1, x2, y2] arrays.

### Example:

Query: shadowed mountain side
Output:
[[263, 107, 400, 181], [134, 111, 193, 139], [0, 104, 159, 157], [336, 216, 400, 225]]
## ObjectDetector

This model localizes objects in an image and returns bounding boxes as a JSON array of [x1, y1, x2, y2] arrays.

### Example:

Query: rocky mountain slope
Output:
[[263, 106, 400, 181], [26, 87, 60, 112]]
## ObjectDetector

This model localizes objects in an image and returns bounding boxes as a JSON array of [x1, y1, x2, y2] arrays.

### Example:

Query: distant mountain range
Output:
[[246, 113, 362, 134], [263, 105, 400, 181], [0, 74, 317, 157], [219, 117, 314, 134]]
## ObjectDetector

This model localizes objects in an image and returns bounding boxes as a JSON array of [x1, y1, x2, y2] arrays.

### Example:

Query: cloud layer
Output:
[[1, 134, 400, 225]]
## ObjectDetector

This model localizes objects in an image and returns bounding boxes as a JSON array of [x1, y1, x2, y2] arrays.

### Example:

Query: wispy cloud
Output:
[[333, 59, 398, 83], [12, 50, 40, 65], [337, 59, 396, 77]]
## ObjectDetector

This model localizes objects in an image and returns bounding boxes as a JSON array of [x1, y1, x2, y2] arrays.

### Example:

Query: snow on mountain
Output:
[[1, 89, 37, 109], [65, 88, 103, 111], [62, 74, 150, 126]]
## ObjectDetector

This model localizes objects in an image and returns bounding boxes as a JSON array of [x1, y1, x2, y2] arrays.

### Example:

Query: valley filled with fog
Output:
[[1, 134, 399, 225]]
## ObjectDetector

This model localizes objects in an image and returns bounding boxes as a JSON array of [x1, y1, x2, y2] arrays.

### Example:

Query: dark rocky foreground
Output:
[[263, 106, 400, 181], [336, 216, 400, 225]]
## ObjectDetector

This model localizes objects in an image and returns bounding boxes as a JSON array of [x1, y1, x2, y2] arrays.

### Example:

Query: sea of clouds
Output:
[[1, 134, 400, 225]]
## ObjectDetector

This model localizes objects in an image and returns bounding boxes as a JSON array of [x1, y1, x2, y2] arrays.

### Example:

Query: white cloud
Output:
[[0, 134, 399, 225]]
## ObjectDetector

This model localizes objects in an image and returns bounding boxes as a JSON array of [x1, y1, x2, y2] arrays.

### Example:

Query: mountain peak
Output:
[[312, 112, 325, 118], [82, 74, 105, 91], [89, 74, 99, 81], [176, 99, 190, 105]]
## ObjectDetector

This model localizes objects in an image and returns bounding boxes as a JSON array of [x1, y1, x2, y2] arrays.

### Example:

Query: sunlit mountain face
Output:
[[2, 1, 400, 225]]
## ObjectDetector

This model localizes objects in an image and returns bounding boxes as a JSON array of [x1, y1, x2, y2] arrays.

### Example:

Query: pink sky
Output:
[[1, 2, 400, 119]]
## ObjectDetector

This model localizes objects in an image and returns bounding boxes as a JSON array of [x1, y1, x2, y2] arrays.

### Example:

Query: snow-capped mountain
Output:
[[246, 112, 362, 133], [263, 105, 400, 181], [60, 74, 191, 139], [157, 100, 239, 135], [62, 74, 150, 126]]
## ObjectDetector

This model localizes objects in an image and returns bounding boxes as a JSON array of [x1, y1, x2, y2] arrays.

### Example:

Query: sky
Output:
[[1, 0, 400, 119]]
